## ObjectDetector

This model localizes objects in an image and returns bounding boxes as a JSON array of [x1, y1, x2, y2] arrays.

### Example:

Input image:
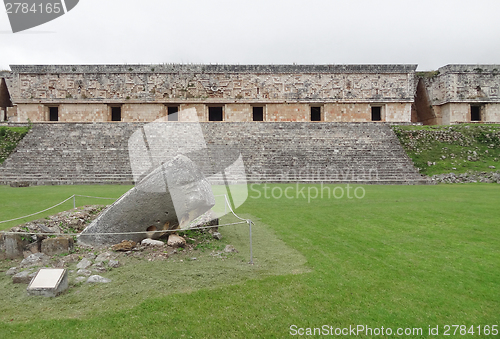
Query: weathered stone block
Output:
[[167, 234, 186, 248], [141, 239, 164, 246], [12, 269, 36, 284], [78, 154, 214, 246], [76, 258, 92, 269], [41, 236, 74, 256], [23, 241, 41, 258], [0, 233, 27, 259], [20, 253, 50, 267], [111, 240, 136, 252]]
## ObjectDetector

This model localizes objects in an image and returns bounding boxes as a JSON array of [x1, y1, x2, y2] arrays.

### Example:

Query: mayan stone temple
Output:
[[0, 64, 499, 186], [0, 64, 498, 124]]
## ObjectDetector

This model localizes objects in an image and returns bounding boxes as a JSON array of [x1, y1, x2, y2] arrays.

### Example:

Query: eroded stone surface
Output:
[[12, 269, 36, 284], [111, 240, 136, 252], [87, 275, 111, 283], [108, 260, 120, 268], [20, 253, 50, 268], [41, 236, 74, 256], [167, 234, 186, 248], [141, 239, 164, 246], [76, 258, 92, 270], [78, 155, 214, 246]]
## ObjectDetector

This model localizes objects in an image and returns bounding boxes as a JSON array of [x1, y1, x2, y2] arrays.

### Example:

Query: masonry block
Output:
[[41, 237, 74, 256], [0, 233, 27, 259]]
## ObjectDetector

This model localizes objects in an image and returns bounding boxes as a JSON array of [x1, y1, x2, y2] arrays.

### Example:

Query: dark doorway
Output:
[[311, 107, 321, 121], [111, 107, 121, 121], [471, 105, 481, 121], [168, 106, 179, 121], [253, 106, 263, 121], [371, 106, 382, 121], [0, 78, 13, 121], [209, 106, 223, 121], [49, 107, 59, 121]]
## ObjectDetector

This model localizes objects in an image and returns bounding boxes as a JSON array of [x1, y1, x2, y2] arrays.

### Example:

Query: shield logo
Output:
[[4, 0, 79, 33]]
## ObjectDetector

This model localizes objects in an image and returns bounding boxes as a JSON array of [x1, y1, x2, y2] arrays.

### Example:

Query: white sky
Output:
[[0, 0, 499, 71]]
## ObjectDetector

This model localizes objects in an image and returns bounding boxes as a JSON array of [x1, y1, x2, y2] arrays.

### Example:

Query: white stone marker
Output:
[[27, 268, 68, 297]]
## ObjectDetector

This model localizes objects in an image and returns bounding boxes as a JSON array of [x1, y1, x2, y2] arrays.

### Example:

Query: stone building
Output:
[[0, 64, 499, 124], [1, 64, 416, 123], [414, 65, 500, 124]]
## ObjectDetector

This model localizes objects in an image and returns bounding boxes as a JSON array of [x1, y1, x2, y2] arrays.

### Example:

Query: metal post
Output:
[[73, 195, 76, 209], [248, 220, 253, 264]]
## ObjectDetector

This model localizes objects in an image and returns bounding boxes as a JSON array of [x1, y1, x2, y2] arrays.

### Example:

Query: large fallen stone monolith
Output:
[[77, 155, 215, 246]]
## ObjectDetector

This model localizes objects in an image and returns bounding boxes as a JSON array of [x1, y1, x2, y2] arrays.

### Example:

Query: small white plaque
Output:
[[29, 269, 65, 288], [27, 268, 69, 297]]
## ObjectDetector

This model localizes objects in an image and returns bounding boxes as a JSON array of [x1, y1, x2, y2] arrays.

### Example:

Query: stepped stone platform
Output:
[[0, 122, 428, 186]]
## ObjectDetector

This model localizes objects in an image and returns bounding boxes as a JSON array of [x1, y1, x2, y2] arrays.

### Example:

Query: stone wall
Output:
[[3, 64, 417, 123], [12, 102, 413, 123], [424, 65, 500, 105], [483, 104, 500, 122], [5, 64, 500, 124], [417, 65, 500, 124], [8, 69, 414, 103]]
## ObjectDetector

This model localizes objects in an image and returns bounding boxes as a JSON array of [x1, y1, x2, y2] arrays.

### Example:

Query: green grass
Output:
[[393, 124, 500, 175], [0, 185, 132, 230], [0, 183, 499, 338], [0, 213, 308, 323], [0, 126, 30, 164]]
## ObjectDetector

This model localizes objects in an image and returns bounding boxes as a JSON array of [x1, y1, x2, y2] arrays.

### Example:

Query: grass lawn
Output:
[[0, 185, 133, 230], [0, 183, 499, 338]]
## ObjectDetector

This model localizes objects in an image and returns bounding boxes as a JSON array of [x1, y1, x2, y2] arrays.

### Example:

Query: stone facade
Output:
[[417, 65, 500, 124], [2, 64, 416, 123], [1, 64, 499, 124]]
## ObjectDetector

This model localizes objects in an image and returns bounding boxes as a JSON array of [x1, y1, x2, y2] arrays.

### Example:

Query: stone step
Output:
[[0, 122, 426, 186]]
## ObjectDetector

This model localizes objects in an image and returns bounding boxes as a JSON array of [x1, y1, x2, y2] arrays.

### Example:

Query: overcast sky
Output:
[[0, 0, 499, 71]]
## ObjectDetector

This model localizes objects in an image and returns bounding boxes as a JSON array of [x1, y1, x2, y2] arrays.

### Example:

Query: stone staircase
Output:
[[0, 122, 428, 186]]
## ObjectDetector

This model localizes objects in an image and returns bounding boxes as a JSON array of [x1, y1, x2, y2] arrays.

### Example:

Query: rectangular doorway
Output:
[[111, 107, 121, 121], [311, 106, 321, 121], [253, 106, 264, 121], [209, 106, 223, 121], [49, 107, 59, 121], [168, 106, 179, 121], [371, 106, 382, 121]]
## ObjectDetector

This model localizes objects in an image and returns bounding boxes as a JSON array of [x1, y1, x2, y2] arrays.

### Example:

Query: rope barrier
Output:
[[74, 195, 116, 200], [0, 193, 250, 234], [0, 192, 254, 263], [0, 195, 77, 224], [0, 220, 247, 236]]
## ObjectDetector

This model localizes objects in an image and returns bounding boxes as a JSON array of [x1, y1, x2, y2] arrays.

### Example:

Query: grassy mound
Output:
[[0, 126, 30, 164], [393, 124, 500, 176]]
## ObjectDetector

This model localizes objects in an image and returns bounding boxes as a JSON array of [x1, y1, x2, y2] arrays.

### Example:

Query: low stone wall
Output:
[[430, 171, 500, 184]]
